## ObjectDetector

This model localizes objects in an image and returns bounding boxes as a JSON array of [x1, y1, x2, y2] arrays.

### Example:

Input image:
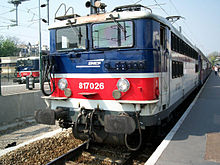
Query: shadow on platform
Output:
[[172, 72, 220, 141]]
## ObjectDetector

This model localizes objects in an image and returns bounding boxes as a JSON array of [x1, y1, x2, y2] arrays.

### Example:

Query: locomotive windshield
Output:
[[92, 20, 133, 49], [56, 25, 87, 51], [17, 59, 36, 67]]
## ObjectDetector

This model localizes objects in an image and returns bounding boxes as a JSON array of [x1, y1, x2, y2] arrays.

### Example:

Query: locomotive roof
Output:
[[49, 8, 195, 51], [49, 10, 170, 28]]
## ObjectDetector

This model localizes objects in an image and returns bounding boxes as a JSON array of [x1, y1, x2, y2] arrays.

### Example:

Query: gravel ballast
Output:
[[0, 129, 83, 165]]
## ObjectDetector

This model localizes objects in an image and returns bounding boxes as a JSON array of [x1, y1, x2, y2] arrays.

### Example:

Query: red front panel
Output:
[[52, 77, 159, 101], [17, 71, 40, 78]]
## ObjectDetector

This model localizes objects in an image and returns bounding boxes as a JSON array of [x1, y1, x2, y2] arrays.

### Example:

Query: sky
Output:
[[0, 0, 220, 56]]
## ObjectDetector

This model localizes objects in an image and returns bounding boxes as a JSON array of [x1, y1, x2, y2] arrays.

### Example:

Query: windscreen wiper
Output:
[[67, 20, 82, 44], [109, 14, 127, 40]]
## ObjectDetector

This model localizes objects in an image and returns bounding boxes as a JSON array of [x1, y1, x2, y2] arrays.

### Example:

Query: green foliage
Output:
[[207, 51, 219, 66], [0, 36, 19, 57]]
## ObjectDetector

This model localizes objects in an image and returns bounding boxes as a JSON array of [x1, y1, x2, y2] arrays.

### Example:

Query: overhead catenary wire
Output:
[[0, 4, 39, 16], [0, 21, 13, 27], [0, 5, 14, 10], [0, 22, 48, 34], [168, 0, 204, 50], [169, 0, 181, 16], [0, 3, 50, 27], [134, 0, 142, 4], [0, 26, 10, 28], [0, 15, 14, 21], [154, 0, 169, 16], [0, 20, 11, 24], [0, 3, 49, 29], [0, 10, 15, 16], [0, 27, 47, 39], [152, 0, 198, 48]]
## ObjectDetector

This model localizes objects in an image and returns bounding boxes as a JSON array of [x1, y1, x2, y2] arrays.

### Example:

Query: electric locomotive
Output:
[[14, 57, 40, 84], [35, 2, 211, 150]]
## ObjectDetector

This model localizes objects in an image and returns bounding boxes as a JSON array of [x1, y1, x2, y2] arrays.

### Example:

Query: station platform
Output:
[[146, 72, 220, 165]]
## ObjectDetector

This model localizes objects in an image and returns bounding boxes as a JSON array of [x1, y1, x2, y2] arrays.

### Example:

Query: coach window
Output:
[[174, 35, 178, 52], [160, 25, 168, 72], [186, 45, 189, 57], [183, 42, 186, 55], [171, 32, 177, 51], [195, 64, 199, 73], [172, 61, 176, 78], [180, 40, 184, 54], [172, 60, 184, 79], [171, 33, 174, 51]]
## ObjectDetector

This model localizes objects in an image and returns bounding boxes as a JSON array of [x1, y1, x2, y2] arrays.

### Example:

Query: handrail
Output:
[[54, 4, 76, 21], [54, 3, 66, 21], [65, 7, 74, 16]]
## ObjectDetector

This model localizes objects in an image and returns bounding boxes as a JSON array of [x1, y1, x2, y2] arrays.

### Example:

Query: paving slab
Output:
[[146, 73, 220, 165]]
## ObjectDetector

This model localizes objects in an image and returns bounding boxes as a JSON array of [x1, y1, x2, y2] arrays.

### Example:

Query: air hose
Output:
[[89, 109, 96, 140], [75, 110, 83, 133], [125, 111, 142, 151], [41, 55, 56, 96]]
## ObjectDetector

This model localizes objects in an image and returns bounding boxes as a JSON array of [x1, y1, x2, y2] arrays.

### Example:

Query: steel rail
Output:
[[46, 140, 89, 165]]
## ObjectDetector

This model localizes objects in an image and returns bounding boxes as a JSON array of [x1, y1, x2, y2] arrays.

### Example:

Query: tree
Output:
[[207, 51, 219, 66], [0, 36, 20, 57]]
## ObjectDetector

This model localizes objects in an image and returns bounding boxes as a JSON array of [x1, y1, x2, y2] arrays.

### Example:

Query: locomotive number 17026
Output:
[[79, 82, 104, 90]]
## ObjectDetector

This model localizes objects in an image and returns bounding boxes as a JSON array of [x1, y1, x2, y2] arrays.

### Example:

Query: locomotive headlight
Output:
[[112, 90, 121, 99], [58, 78, 68, 90], [117, 78, 130, 92], [64, 88, 72, 97]]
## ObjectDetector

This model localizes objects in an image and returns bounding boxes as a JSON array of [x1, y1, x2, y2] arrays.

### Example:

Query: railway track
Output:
[[47, 140, 89, 165], [46, 139, 150, 165]]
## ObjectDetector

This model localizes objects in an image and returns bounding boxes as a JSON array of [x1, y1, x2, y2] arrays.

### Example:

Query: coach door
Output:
[[160, 25, 170, 110]]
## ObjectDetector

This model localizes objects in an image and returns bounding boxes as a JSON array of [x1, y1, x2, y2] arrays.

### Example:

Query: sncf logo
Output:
[[88, 61, 101, 66]]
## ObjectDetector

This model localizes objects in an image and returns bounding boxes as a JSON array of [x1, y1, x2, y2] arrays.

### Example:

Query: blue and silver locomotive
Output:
[[35, 2, 211, 150]]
